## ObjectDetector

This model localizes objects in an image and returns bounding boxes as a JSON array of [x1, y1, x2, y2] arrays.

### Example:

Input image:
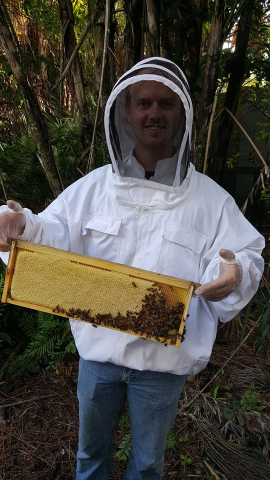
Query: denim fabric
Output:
[[76, 358, 187, 480]]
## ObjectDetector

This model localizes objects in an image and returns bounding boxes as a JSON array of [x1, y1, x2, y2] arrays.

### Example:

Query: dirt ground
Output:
[[1, 327, 270, 480]]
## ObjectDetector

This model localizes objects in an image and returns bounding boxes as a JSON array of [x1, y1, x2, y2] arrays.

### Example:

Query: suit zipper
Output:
[[134, 205, 147, 217]]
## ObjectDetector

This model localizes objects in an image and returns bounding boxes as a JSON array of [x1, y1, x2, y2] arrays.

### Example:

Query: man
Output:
[[0, 58, 265, 479]]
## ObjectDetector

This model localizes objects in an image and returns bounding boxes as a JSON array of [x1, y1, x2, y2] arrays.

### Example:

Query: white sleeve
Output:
[[18, 197, 71, 250], [198, 199, 265, 322]]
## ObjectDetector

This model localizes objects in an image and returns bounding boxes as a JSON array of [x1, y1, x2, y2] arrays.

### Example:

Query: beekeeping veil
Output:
[[104, 57, 193, 187]]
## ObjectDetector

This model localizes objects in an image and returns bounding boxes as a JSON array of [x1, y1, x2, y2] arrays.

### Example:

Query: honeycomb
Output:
[[6, 248, 189, 346]]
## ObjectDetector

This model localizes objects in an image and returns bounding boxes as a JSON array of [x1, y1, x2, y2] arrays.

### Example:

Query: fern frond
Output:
[[18, 311, 38, 337], [116, 433, 131, 461]]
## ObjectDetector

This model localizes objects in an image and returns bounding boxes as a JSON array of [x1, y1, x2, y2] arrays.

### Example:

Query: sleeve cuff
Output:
[[212, 255, 251, 305]]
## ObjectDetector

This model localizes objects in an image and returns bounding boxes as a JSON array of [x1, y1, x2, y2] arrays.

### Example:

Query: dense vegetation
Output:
[[0, 2, 270, 479], [0, 0, 269, 382]]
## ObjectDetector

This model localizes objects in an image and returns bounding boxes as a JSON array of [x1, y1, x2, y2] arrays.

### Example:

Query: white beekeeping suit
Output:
[[0, 57, 265, 375]]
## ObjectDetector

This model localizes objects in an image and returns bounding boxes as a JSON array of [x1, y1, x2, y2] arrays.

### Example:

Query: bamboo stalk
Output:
[[203, 85, 222, 175], [224, 107, 269, 176], [204, 460, 221, 480], [86, 0, 111, 173]]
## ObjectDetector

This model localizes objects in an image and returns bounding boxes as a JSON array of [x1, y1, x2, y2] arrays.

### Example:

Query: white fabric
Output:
[[0, 58, 265, 376], [122, 151, 178, 185], [0, 162, 263, 375], [220, 257, 237, 265]]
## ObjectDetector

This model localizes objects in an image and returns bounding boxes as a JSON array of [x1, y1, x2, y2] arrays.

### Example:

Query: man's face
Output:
[[126, 80, 184, 159]]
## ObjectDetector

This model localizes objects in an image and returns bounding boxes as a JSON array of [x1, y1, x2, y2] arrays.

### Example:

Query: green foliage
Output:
[[180, 454, 192, 466], [0, 261, 76, 377], [21, 0, 61, 43], [223, 383, 265, 421], [166, 429, 189, 452], [256, 122, 270, 141], [46, 113, 84, 187], [226, 152, 240, 169], [6, 311, 76, 376], [115, 433, 131, 461], [115, 415, 188, 461], [179, 432, 189, 442], [240, 382, 265, 414], [261, 183, 270, 216], [0, 134, 53, 211], [166, 429, 179, 452], [116, 427, 190, 462], [118, 411, 130, 432]]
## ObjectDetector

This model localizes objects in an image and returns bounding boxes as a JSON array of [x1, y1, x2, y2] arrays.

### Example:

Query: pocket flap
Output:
[[164, 224, 207, 254], [82, 216, 122, 236]]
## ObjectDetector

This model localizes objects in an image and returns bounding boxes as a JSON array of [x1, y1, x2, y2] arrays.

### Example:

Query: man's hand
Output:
[[194, 249, 240, 302], [0, 200, 26, 252]]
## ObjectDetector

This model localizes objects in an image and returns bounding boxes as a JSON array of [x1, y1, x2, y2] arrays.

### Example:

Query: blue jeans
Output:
[[76, 358, 187, 480]]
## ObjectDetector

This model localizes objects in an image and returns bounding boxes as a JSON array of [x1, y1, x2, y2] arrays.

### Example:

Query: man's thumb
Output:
[[219, 249, 236, 264], [7, 200, 23, 213]]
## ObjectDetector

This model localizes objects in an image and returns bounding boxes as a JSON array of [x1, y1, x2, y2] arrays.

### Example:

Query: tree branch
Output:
[[0, 393, 59, 409], [56, 20, 91, 86]]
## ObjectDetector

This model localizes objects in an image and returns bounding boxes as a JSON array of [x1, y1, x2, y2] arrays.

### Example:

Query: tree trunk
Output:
[[0, 4, 63, 198], [208, 0, 255, 183], [192, 0, 226, 172], [123, 0, 143, 71], [161, 0, 180, 61], [145, 0, 160, 57], [181, 0, 208, 94], [161, 0, 207, 95], [58, 0, 93, 151]]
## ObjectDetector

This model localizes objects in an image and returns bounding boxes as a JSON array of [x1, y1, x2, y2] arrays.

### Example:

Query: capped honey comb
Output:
[[2, 240, 199, 347]]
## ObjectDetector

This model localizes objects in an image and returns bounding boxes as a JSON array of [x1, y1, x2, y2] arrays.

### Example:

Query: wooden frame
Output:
[[2, 240, 200, 348]]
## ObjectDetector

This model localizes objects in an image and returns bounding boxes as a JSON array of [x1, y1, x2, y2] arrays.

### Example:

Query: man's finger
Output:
[[0, 238, 11, 252], [195, 277, 226, 296]]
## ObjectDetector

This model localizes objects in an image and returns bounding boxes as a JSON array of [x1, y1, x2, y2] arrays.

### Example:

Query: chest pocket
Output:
[[157, 223, 207, 281], [82, 216, 122, 262]]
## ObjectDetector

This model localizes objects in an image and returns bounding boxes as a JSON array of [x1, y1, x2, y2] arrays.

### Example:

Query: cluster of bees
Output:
[[53, 284, 185, 345]]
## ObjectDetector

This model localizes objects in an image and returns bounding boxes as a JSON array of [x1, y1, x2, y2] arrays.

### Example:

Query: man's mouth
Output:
[[146, 125, 165, 130]]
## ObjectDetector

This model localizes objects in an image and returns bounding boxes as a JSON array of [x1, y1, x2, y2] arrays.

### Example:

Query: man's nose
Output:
[[149, 103, 161, 120]]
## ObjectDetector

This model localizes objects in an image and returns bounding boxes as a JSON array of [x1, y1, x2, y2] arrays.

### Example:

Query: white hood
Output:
[[104, 57, 193, 187]]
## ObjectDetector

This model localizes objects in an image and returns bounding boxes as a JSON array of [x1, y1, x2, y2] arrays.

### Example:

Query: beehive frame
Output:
[[2, 240, 200, 348]]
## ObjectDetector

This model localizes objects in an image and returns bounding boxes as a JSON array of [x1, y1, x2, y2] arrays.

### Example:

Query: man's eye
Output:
[[138, 100, 149, 107], [161, 101, 173, 108]]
